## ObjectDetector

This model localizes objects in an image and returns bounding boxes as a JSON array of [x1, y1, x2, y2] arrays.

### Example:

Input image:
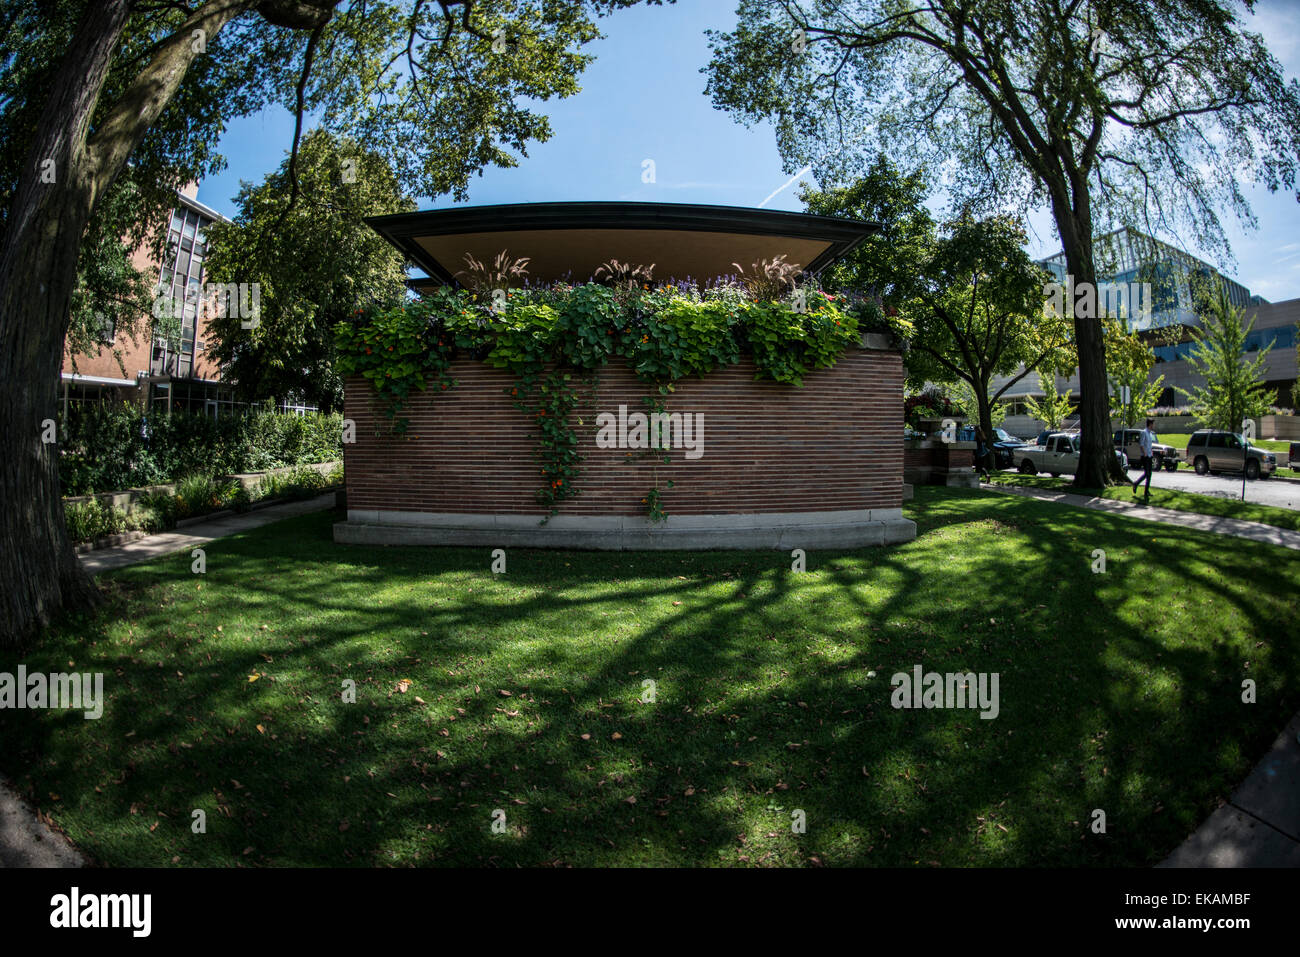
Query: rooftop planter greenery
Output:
[[336, 280, 907, 519]]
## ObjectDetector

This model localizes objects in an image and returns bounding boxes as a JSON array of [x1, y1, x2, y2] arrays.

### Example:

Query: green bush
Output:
[[129, 493, 177, 533], [254, 464, 338, 502], [59, 406, 344, 495], [64, 498, 129, 544], [65, 464, 344, 546], [173, 473, 238, 520]]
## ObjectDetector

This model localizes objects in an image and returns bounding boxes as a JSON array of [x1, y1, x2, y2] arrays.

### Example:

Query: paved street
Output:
[[1117, 464, 1300, 510]]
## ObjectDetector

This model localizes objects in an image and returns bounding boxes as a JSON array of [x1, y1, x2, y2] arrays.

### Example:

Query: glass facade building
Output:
[[1037, 227, 1255, 332]]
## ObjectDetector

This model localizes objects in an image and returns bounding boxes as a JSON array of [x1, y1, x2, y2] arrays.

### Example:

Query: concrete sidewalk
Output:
[[78, 492, 338, 574], [981, 480, 1300, 866], [1160, 712, 1300, 867], [982, 482, 1300, 550], [0, 775, 84, 867]]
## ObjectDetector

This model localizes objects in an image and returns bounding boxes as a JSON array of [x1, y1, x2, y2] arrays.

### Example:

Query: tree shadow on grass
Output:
[[0, 489, 1296, 866]]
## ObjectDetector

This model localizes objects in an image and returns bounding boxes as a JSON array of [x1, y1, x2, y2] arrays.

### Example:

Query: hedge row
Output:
[[59, 406, 343, 495], [64, 464, 344, 545]]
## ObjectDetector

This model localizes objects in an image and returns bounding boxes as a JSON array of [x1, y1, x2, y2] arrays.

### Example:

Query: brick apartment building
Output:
[[59, 183, 242, 418]]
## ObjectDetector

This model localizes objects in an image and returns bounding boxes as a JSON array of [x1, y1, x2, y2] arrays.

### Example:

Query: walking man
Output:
[[1131, 418, 1157, 496]]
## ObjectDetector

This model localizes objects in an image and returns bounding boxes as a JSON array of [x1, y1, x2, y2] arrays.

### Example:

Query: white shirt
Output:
[[1138, 429, 1155, 457]]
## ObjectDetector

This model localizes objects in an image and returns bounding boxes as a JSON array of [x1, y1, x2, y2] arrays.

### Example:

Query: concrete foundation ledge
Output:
[[333, 508, 917, 551]]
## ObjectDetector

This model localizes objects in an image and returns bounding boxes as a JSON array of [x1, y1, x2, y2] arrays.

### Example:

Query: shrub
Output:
[[58, 405, 343, 495], [173, 473, 238, 520], [255, 465, 337, 502], [64, 498, 129, 544], [129, 493, 177, 533]]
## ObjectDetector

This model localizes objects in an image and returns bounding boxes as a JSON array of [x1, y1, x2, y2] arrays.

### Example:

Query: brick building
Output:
[[337, 202, 915, 549], [59, 184, 240, 417]]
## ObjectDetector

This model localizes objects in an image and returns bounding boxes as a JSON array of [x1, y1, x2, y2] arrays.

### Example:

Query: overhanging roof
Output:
[[364, 202, 879, 293]]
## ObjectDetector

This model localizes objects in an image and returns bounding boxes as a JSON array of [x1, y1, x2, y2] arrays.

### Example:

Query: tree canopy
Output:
[[1178, 280, 1276, 431], [204, 130, 415, 412], [802, 163, 1069, 449], [0, 0, 666, 643], [704, 0, 1300, 486]]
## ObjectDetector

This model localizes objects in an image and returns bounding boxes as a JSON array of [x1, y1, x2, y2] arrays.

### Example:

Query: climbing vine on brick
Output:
[[336, 282, 897, 519]]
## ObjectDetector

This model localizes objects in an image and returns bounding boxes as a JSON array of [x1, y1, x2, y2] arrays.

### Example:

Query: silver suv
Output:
[[1186, 430, 1276, 480]]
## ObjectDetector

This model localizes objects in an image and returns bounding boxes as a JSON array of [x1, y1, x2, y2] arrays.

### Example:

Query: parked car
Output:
[[1034, 427, 1074, 447], [1186, 430, 1276, 479], [1113, 429, 1180, 471], [958, 425, 1026, 470], [1017, 432, 1127, 477], [1289, 441, 1299, 471], [989, 428, 1027, 470]]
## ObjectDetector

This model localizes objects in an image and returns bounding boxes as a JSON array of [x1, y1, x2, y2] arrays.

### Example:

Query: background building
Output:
[[59, 184, 242, 417], [994, 228, 1297, 437]]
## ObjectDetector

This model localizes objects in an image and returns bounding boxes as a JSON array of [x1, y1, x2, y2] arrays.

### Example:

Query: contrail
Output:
[[758, 166, 813, 208]]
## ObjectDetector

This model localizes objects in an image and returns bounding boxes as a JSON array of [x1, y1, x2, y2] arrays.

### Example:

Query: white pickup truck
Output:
[[1016, 432, 1125, 477]]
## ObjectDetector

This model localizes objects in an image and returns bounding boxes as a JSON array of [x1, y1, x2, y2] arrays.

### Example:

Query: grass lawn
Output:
[[2, 489, 1297, 867], [984, 472, 1300, 532]]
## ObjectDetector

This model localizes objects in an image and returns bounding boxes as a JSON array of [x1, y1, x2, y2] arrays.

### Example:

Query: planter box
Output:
[[1149, 415, 1198, 434], [64, 460, 342, 512], [338, 351, 917, 549], [903, 437, 978, 487], [1260, 415, 1300, 441]]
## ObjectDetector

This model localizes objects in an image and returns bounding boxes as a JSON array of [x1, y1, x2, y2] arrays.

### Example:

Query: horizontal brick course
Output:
[[344, 350, 903, 516]]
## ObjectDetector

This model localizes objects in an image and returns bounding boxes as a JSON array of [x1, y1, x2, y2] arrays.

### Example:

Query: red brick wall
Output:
[[903, 445, 974, 469], [344, 349, 903, 516]]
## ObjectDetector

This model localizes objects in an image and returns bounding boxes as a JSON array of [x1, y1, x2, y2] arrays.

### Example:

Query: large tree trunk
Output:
[[0, 0, 133, 646], [1050, 194, 1123, 489], [0, 0, 264, 646]]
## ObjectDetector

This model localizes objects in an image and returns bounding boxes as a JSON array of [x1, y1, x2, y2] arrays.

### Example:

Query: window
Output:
[[94, 311, 115, 344], [155, 203, 216, 367], [1208, 434, 1226, 448]]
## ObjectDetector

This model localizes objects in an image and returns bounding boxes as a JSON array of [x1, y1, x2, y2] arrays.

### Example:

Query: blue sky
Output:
[[198, 0, 1300, 301]]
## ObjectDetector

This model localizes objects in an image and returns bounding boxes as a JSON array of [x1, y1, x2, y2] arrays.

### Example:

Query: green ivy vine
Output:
[[336, 283, 897, 520]]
